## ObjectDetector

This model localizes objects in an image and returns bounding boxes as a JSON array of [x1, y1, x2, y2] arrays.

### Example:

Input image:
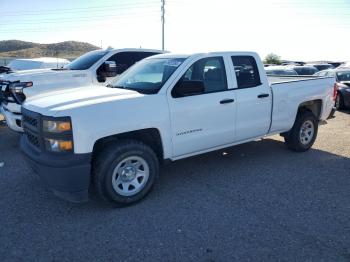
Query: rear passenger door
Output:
[[168, 56, 237, 157], [231, 56, 272, 141]]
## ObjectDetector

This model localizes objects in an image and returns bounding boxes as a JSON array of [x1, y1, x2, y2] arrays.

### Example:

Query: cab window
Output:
[[231, 56, 261, 88], [176, 56, 227, 95], [107, 52, 160, 74]]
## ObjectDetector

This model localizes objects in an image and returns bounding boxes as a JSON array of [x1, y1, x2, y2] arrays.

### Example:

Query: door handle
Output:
[[257, 93, 270, 98], [220, 99, 234, 104]]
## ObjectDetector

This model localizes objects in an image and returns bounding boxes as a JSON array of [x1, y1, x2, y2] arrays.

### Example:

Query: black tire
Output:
[[92, 139, 159, 206], [335, 93, 345, 110], [284, 111, 318, 152]]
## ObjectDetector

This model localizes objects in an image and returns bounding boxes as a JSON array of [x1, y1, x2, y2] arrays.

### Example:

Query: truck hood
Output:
[[0, 68, 84, 82], [0, 68, 53, 80], [23, 85, 142, 115]]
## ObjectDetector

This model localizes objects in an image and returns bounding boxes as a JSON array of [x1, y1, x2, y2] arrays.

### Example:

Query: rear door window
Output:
[[231, 56, 261, 88]]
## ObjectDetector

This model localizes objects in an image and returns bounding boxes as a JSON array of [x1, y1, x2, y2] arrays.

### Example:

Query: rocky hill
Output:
[[0, 40, 100, 59]]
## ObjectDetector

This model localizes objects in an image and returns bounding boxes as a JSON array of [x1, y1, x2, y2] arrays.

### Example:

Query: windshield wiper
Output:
[[111, 85, 126, 89], [108, 85, 156, 94], [51, 68, 68, 71]]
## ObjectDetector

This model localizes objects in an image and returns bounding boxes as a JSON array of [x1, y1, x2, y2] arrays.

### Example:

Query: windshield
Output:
[[66, 50, 107, 70], [314, 64, 333, 71], [8, 60, 42, 70], [110, 57, 186, 94], [294, 67, 318, 75], [337, 71, 350, 82]]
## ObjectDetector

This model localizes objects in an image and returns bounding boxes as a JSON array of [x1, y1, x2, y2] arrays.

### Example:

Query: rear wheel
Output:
[[335, 93, 345, 110], [92, 139, 159, 206], [284, 111, 318, 152]]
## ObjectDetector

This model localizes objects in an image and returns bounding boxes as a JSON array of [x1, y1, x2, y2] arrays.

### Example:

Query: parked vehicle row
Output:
[[18, 51, 335, 205], [265, 61, 349, 77], [265, 66, 298, 76], [0, 48, 163, 132], [266, 65, 321, 76]]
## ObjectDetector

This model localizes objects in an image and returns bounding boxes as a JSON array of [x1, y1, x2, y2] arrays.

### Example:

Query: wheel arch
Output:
[[297, 99, 323, 120], [280, 99, 322, 138], [92, 128, 165, 163]]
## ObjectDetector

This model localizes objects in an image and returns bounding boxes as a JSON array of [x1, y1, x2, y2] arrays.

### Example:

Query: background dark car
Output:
[[315, 69, 350, 109]]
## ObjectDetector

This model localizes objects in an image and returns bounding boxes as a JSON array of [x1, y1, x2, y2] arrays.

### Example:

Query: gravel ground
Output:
[[0, 111, 350, 262]]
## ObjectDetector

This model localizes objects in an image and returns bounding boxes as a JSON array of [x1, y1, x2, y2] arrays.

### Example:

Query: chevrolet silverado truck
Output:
[[20, 51, 335, 205], [0, 48, 163, 132]]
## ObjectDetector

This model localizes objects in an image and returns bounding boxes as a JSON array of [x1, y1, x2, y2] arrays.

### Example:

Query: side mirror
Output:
[[103, 61, 117, 77], [172, 80, 205, 98]]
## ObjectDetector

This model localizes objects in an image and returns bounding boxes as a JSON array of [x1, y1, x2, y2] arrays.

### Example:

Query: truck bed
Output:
[[268, 75, 335, 134]]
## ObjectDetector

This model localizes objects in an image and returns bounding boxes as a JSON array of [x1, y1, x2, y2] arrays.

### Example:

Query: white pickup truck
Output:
[[20, 51, 335, 205], [0, 48, 163, 132]]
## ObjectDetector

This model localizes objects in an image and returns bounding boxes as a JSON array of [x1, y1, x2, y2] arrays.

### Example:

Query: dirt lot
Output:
[[0, 111, 350, 261]]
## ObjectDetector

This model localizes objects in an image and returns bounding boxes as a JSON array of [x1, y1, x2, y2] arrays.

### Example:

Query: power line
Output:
[[0, 17, 160, 33], [161, 0, 165, 50], [0, 11, 160, 25], [0, 1, 159, 16]]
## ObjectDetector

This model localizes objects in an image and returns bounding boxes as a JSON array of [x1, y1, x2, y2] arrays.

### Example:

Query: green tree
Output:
[[264, 53, 282, 65]]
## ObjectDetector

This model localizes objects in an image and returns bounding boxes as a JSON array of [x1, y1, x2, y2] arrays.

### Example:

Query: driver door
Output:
[[168, 56, 237, 157]]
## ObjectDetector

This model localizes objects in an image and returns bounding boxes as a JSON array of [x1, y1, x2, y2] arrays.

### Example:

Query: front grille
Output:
[[22, 109, 41, 150], [26, 132, 40, 148], [23, 114, 38, 128]]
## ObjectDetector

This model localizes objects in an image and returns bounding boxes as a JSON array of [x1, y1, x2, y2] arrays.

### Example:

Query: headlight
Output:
[[45, 138, 73, 152], [43, 120, 71, 133]]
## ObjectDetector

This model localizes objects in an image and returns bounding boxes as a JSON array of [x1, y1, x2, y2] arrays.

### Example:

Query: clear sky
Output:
[[0, 0, 349, 61]]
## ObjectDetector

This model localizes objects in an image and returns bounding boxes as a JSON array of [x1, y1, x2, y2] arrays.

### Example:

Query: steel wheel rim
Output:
[[299, 120, 315, 145], [112, 156, 150, 197]]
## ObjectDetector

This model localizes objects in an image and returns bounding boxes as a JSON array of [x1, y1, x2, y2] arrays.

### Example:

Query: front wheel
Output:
[[92, 139, 159, 206], [284, 111, 318, 152]]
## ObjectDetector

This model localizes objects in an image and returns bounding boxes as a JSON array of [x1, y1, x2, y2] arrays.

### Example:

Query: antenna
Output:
[[161, 0, 165, 50]]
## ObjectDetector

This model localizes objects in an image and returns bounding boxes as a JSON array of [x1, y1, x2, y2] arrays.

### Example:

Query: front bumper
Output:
[[1, 104, 23, 132], [20, 135, 92, 203]]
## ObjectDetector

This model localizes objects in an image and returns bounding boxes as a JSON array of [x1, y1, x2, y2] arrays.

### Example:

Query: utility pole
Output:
[[161, 0, 165, 50]]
